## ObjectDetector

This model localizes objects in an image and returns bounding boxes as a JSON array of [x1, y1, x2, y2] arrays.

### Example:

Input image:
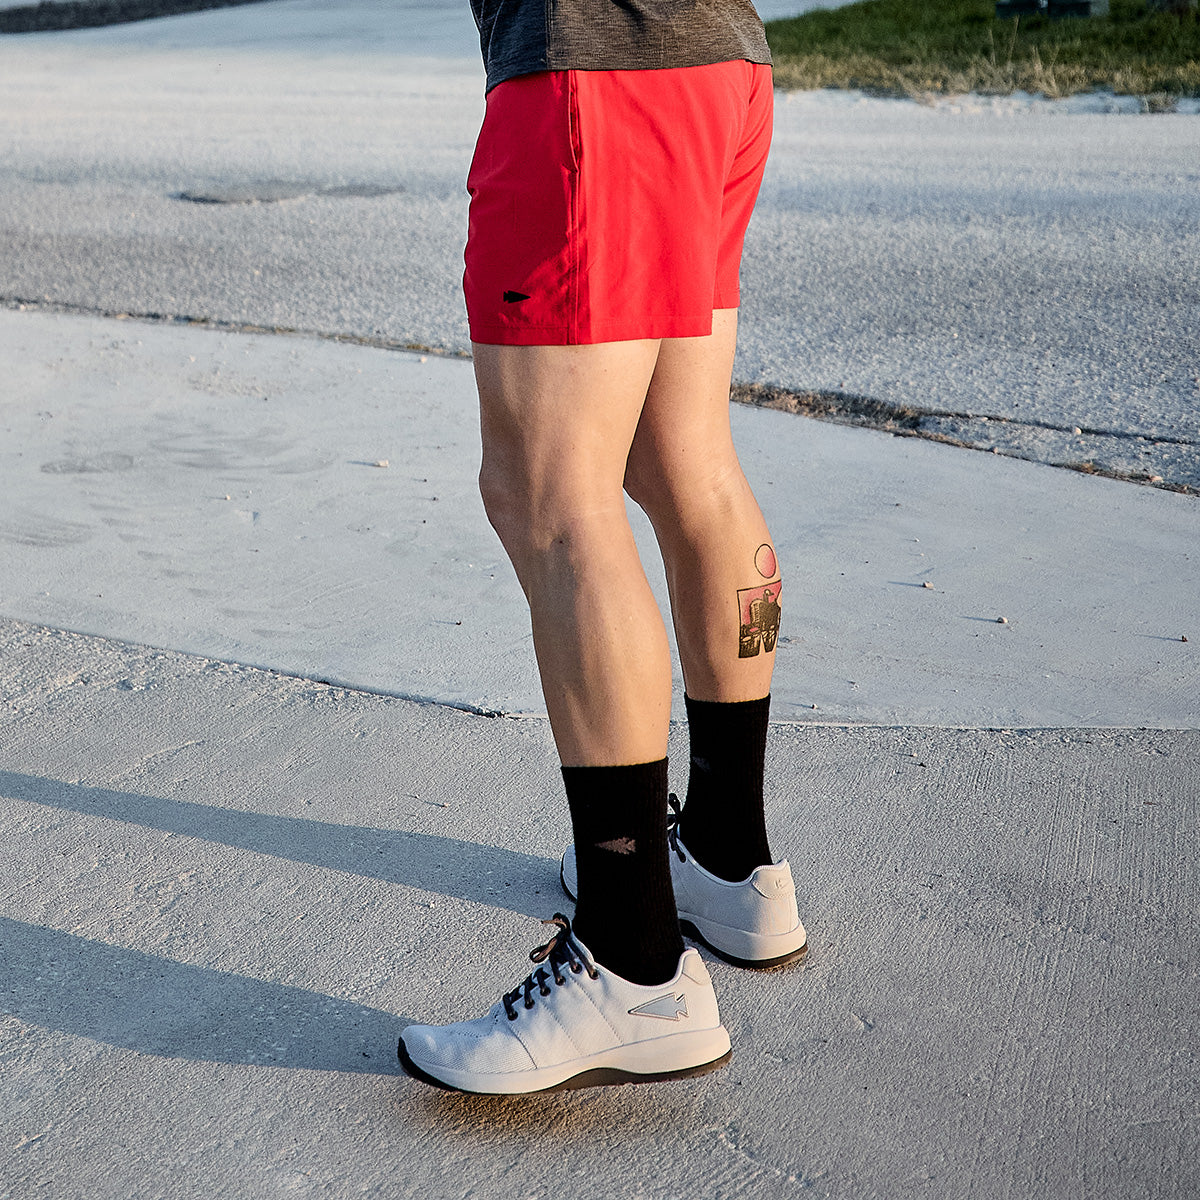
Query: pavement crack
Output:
[[732, 382, 1199, 494], [0, 296, 469, 360], [5, 298, 1193, 493], [731, 382, 1198, 448]]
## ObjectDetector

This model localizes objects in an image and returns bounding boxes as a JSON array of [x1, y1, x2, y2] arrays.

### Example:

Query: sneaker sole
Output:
[[679, 918, 808, 971], [560, 860, 807, 972], [399, 1033, 732, 1096]]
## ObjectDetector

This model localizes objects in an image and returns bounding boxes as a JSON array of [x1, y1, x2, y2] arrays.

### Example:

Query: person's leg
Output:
[[399, 335, 734, 1094], [624, 308, 779, 881], [400, 63, 766, 1092], [475, 337, 684, 985], [475, 338, 670, 767], [626, 309, 776, 703]]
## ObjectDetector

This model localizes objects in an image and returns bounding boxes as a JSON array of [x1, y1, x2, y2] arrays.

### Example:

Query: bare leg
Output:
[[474, 338, 670, 767], [625, 309, 780, 702]]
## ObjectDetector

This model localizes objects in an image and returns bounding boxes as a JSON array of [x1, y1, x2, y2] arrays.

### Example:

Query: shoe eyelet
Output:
[[554, 974, 565, 986], [524, 998, 535, 1009], [507, 1010, 518, 1021], [570, 961, 582, 974]]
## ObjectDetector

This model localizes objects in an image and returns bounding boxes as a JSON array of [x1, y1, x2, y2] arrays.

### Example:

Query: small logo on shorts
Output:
[[503, 290, 530, 303]]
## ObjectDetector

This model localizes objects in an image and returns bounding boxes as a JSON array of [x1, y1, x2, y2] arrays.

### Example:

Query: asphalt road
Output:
[[1, 0, 1198, 489]]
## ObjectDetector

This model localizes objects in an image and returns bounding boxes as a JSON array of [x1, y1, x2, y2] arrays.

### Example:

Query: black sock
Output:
[[679, 694, 773, 882], [561, 758, 684, 986]]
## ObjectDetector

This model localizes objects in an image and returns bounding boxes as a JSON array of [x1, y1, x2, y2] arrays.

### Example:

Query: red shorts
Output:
[[463, 61, 773, 346]]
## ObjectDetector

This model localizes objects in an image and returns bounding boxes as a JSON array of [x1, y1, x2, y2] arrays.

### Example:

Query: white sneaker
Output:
[[398, 914, 732, 1095], [561, 797, 807, 969]]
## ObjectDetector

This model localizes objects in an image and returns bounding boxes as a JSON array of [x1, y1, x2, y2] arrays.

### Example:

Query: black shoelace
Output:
[[667, 792, 687, 863], [502, 914, 599, 1022]]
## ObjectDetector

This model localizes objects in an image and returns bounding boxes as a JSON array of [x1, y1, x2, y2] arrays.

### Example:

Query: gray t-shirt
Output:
[[470, 0, 772, 92]]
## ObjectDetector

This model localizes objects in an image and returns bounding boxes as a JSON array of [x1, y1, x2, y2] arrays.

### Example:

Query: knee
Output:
[[621, 456, 657, 515], [623, 448, 685, 517], [479, 454, 619, 578], [624, 452, 743, 526], [478, 454, 530, 559], [479, 403, 643, 586]]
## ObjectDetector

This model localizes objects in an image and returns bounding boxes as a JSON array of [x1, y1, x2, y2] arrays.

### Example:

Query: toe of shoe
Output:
[[399, 1023, 439, 1061]]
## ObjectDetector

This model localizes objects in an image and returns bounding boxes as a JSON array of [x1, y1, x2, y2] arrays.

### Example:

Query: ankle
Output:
[[562, 759, 684, 986], [680, 694, 773, 883]]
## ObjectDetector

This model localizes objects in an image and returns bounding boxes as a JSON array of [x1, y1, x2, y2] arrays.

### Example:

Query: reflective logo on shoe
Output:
[[628, 993, 689, 1021], [753, 872, 792, 897], [503, 290, 530, 303]]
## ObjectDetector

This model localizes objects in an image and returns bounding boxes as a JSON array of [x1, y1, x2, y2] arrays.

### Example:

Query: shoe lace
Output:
[[667, 792, 687, 863], [502, 913, 599, 1022]]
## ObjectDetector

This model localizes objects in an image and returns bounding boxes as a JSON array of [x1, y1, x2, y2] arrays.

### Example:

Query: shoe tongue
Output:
[[563, 927, 597, 967], [548, 925, 601, 978]]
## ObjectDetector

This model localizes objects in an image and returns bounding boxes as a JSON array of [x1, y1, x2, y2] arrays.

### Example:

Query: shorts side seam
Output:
[[567, 70, 582, 345]]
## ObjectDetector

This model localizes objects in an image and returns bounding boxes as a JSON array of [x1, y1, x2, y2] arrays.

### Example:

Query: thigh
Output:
[[475, 340, 663, 506], [625, 310, 742, 502]]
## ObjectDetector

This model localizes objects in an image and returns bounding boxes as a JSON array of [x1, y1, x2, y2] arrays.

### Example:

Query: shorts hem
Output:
[[468, 313, 722, 346]]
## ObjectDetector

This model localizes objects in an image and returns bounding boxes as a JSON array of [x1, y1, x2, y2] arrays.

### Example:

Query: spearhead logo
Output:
[[628, 993, 689, 1021], [596, 837, 637, 855]]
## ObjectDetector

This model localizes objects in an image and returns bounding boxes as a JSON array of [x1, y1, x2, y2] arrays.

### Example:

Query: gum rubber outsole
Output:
[[559, 861, 808, 971], [398, 1038, 732, 1094]]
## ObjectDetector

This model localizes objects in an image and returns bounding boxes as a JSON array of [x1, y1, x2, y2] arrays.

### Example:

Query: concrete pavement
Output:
[[1, 2, 1198, 1198], [2, 305, 1197, 727], [2, 620, 1196, 1199], [2, 289, 1197, 1200]]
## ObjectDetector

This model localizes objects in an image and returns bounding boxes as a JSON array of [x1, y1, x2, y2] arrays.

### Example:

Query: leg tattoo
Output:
[[737, 580, 782, 658]]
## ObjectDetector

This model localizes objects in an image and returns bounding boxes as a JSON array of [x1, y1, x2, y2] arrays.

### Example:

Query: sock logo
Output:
[[595, 837, 637, 855], [503, 290, 531, 303], [629, 994, 689, 1021]]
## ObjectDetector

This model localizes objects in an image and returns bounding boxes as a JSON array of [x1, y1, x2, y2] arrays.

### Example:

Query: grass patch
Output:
[[766, 0, 1200, 98]]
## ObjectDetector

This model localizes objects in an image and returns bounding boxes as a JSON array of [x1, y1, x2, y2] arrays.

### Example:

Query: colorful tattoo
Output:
[[737, 579, 782, 658], [754, 543, 777, 579]]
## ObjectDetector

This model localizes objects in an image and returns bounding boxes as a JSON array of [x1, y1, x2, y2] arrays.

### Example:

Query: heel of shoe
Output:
[[680, 916, 808, 970]]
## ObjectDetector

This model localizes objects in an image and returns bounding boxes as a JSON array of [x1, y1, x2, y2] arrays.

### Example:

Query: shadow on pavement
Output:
[[0, 769, 556, 919], [0, 916, 407, 1073]]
